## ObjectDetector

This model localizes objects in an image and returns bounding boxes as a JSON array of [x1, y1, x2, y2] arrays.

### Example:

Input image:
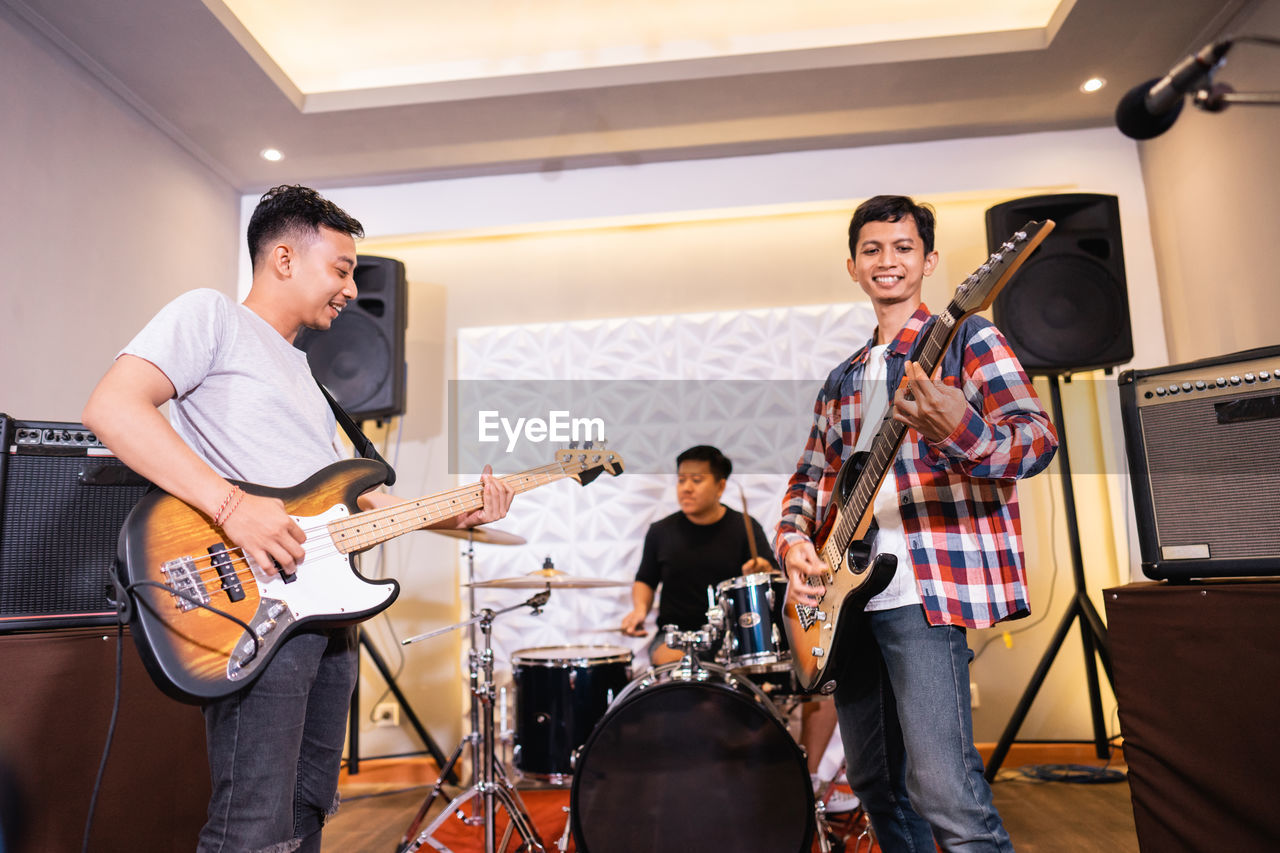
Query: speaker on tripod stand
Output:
[[989, 193, 1133, 376], [981, 193, 1134, 779]]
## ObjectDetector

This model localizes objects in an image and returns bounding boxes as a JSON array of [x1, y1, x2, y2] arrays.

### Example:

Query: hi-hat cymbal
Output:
[[431, 525, 527, 546], [465, 568, 629, 589]]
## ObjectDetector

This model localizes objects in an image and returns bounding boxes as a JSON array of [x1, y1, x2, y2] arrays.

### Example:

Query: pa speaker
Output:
[[986, 193, 1133, 375], [0, 415, 150, 632], [296, 254, 407, 421]]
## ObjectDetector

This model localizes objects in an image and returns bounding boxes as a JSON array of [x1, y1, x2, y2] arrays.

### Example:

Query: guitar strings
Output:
[[809, 326, 947, 608], [159, 456, 610, 602]]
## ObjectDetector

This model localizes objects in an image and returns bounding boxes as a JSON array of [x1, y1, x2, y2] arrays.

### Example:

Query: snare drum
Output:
[[716, 571, 790, 670], [511, 645, 631, 783], [570, 661, 814, 853]]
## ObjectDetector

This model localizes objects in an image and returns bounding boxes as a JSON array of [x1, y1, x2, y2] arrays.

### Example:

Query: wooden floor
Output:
[[324, 746, 1138, 853]]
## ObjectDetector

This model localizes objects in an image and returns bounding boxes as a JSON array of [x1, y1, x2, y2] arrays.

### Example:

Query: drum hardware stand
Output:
[[347, 578, 451, 776], [397, 590, 551, 853], [659, 602, 725, 677], [462, 532, 484, 824], [554, 806, 573, 853], [814, 800, 834, 853]]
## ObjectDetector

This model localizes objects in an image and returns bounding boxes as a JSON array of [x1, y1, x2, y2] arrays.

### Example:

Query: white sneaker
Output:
[[823, 787, 861, 814], [811, 773, 860, 814]]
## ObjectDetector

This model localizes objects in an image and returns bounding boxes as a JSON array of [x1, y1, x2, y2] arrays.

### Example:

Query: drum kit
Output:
[[393, 524, 846, 853]]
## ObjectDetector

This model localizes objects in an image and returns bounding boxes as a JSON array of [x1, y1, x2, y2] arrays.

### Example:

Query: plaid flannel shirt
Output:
[[775, 304, 1058, 629]]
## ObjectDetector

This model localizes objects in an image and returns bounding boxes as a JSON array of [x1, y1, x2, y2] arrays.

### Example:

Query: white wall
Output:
[[1, 4, 238, 422], [1137, 0, 1280, 363]]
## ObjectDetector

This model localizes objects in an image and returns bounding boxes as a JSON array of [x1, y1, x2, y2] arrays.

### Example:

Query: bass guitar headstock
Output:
[[556, 443, 625, 486]]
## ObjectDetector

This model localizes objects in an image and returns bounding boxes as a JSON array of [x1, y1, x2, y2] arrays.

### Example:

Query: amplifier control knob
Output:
[[1244, 373, 1256, 383], [1230, 375, 1242, 385], [1167, 384, 1180, 394], [1261, 372, 1272, 381], [1217, 377, 1227, 386], [1181, 382, 1193, 392], [1195, 380, 1207, 390], [1154, 387, 1166, 397]]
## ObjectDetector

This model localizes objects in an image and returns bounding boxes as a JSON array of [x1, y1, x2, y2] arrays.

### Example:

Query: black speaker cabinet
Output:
[[1106, 581, 1280, 852], [0, 626, 209, 850], [0, 415, 150, 632], [1118, 345, 1280, 580], [295, 254, 408, 421], [986, 193, 1133, 374]]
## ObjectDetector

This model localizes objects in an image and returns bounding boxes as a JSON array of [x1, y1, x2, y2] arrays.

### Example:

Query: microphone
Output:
[[1115, 39, 1233, 139]]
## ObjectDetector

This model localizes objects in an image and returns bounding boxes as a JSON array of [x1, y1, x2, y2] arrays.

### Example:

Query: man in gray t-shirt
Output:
[[84, 185, 514, 852]]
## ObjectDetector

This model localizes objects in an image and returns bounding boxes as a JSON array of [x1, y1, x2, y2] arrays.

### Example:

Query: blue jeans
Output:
[[198, 627, 358, 853], [833, 606, 1013, 853]]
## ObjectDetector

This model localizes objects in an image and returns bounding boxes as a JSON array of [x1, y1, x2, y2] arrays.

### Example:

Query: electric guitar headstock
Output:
[[945, 219, 1055, 323]]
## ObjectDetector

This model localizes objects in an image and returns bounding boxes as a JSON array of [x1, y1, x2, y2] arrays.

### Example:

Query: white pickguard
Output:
[[247, 503, 397, 619]]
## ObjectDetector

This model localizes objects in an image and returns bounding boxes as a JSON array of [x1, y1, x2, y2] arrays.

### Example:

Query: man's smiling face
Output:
[[847, 215, 938, 309]]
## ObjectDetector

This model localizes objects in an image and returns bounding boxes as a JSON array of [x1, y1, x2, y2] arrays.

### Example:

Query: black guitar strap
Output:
[[316, 381, 397, 487]]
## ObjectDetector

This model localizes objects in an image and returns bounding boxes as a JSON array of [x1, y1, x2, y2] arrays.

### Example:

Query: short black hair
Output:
[[847, 195, 936, 257], [676, 445, 731, 481], [247, 185, 364, 271]]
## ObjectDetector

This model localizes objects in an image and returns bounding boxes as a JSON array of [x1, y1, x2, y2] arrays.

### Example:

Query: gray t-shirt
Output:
[[120, 288, 341, 487]]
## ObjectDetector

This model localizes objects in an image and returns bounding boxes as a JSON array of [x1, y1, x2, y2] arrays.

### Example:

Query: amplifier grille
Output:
[[1140, 387, 1280, 560], [0, 440, 149, 630]]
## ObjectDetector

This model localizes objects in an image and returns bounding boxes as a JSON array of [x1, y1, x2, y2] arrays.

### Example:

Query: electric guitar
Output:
[[784, 220, 1054, 692], [117, 447, 624, 703]]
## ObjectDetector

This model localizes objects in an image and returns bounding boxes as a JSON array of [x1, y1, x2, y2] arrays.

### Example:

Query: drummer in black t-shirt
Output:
[[619, 444, 860, 814], [621, 445, 776, 664]]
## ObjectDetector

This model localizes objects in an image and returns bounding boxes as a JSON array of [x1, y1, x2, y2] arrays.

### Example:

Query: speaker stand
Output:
[[983, 373, 1115, 781], [347, 627, 454, 781]]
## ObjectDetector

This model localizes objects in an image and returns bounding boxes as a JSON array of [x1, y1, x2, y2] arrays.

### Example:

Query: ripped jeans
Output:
[[198, 627, 358, 853]]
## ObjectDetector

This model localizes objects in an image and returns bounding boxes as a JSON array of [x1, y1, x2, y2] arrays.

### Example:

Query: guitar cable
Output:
[[80, 618, 124, 853]]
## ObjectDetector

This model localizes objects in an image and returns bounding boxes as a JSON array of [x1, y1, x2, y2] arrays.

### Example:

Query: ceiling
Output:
[[5, 0, 1247, 191]]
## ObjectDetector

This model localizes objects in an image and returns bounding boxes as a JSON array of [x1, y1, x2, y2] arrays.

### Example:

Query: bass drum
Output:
[[570, 662, 814, 853]]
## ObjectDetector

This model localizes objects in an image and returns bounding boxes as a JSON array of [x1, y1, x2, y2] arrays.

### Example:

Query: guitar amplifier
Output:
[[1118, 346, 1280, 580], [0, 414, 150, 631]]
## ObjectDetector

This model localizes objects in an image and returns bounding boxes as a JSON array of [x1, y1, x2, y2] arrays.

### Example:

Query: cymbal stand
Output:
[[462, 532, 484, 826], [398, 591, 550, 853]]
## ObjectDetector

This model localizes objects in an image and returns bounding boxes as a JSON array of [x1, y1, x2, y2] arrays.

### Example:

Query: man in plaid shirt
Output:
[[776, 195, 1057, 852]]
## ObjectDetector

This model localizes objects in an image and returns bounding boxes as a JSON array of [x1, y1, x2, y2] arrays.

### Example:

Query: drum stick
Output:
[[738, 483, 759, 565]]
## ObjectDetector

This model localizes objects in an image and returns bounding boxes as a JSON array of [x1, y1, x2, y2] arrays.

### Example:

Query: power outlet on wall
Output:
[[373, 702, 400, 727]]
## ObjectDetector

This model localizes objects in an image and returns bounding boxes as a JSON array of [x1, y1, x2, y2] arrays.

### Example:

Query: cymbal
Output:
[[431, 525, 527, 546], [465, 568, 629, 589]]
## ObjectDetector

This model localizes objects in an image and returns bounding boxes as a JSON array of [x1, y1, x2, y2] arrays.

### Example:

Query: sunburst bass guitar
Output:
[[784, 220, 1054, 693], [116, 447, 624, 704]]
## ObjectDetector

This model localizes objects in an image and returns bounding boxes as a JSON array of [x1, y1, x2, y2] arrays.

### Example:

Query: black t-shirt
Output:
[[635, 506, 779, 631]]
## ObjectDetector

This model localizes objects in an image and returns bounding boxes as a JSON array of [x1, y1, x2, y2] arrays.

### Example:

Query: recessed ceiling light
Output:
[[1080, 77, 1106, 94], [260, 148, 284, 161]]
